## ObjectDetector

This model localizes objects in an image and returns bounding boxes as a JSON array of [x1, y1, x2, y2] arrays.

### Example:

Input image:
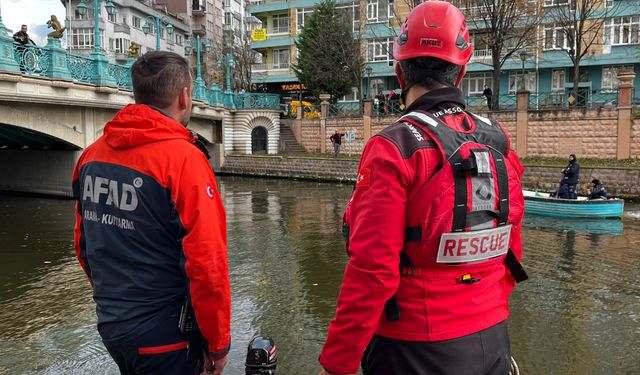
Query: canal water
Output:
[[0, 176, 638, 375]]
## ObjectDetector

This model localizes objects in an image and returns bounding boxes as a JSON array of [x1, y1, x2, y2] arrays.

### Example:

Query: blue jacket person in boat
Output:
[[587, 179, 608, 200], [559, 154, 580, 199]]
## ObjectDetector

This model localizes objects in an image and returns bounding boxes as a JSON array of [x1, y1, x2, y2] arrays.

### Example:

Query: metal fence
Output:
[[6, 40, 280, 110]]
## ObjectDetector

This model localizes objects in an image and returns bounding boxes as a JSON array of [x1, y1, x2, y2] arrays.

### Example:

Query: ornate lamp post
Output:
[[218, 52, 235, 108], [76, 0, 117, 86], [185, 35, 212, 101], [518, 50, 529, 92], [365, 65, 373, 99], [142, 16, 174, 51]]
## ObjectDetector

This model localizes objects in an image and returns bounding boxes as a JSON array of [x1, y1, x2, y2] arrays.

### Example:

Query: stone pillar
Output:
[[363, 99, 373, 143], [516, 90, 530, 158], [294, 99, 303, 143], [44, 37, 72, 80], [320, 93, 330, 154], [616, 72, 635, 160], [0, 12, 19, 73]]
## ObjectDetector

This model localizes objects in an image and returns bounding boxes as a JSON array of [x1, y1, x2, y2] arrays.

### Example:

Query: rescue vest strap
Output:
[[342, 223, 350, 241], [504, 248, 528, 283], [451, 153, 468, 232], [405, 226, 422, 242]]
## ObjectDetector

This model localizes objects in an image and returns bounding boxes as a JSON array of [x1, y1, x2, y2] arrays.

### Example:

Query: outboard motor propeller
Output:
[[245, 336, 277, 375]]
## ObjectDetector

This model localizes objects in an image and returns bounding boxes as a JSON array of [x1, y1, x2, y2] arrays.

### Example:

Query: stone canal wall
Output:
[[221, 155, 640, 197]]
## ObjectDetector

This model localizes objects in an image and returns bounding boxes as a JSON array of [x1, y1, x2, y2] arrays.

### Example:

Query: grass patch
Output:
[[522, 157, 640, 169]]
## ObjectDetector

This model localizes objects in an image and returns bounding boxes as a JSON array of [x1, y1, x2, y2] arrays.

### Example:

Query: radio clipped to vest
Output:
[[178, 296, 198, 334]]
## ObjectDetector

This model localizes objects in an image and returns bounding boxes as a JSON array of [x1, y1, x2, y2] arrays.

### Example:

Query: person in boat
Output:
[[559, 154, 580, 199], [587, 178, 608, 200], [317, 2, 527, 374]]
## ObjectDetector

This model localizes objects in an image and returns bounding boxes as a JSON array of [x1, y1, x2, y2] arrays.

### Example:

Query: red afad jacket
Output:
[[320, 91, 525, 375], [72, 104, 230, 359]]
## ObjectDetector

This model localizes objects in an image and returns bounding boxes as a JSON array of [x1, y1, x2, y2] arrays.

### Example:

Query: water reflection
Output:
[[0, 182, 639, 374]]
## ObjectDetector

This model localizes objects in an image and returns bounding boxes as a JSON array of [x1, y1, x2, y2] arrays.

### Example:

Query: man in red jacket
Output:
[[72, 51, 230, 374], [318, 2, 527, 375]]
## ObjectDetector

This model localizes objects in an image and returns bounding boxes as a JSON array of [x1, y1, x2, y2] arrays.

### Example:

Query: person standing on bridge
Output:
[[318, 2, 527, 375], [71, 51, 230, 375], [13, 25, 35, 73]]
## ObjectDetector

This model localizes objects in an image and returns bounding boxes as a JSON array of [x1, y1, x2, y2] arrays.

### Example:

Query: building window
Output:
[[544, 0, 571, 6], [367, 0, 379, 22], [297, 8, 313, 33], [225, 12, 232, 25], [339, 87, 360, 102], [175, 33, 184, 46], [273, 48, 290, 69], [107, 12, 116, 22], [337, 2, 360, 33], [602, 65, 635, 91], [508, 71, 536, 94], [159, 26, 165, 39], [604, 16, 640, 46], [462, 73, 492, 96], [551, 69, 566, 91], [132, 16, 141, 29], [74, 9, 87, 20], [115, 38, 130, 54], [71, 28, 94, 49], [224, 0, 230, 7], [544, 24, 573, 50], [367, 38, 392, 62], [272, 14, 289, 34], [605, 0, 614, 7]]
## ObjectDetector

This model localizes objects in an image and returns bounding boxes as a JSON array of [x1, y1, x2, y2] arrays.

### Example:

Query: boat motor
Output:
[[245, 336, 277, 375]]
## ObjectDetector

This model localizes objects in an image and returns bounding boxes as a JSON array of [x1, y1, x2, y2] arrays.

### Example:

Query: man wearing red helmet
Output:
[[318, 2, 527, 375]]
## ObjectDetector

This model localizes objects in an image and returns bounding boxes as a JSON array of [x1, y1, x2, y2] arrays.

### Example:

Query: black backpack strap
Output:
[[503, 249, 528, 283]]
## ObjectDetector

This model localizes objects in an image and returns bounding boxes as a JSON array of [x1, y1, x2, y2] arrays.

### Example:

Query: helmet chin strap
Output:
[[396, 62, 468, 106]]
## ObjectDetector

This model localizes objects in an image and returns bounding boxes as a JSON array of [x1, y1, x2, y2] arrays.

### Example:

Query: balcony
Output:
[[471, 49, 492, 62], [192, 0, 206, 16], [113, 23, 130, 34], [115, 52, 129, 62]]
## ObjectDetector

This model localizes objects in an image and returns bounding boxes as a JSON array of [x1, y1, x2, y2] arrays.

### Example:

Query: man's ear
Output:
[[178, 86, 189, 110], [395, 63, 406, 90]]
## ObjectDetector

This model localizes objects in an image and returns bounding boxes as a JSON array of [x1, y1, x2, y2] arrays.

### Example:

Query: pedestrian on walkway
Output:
[[318, 2, 527, 374], [72, 51, 230, 375], [330, 129, 345, 158]]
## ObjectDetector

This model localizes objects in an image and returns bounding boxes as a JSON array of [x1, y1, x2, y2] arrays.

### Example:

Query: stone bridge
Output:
[[0, 71, 280, 197]]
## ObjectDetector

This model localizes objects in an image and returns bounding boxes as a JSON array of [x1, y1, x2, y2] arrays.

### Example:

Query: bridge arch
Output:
[[228, 110, 280, 154]]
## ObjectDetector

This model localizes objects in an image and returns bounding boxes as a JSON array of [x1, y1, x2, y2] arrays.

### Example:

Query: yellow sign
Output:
[[252, 29, 267, 41]]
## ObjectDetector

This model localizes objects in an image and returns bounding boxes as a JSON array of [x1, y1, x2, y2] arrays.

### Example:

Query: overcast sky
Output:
[[2, 0, 66, 45]]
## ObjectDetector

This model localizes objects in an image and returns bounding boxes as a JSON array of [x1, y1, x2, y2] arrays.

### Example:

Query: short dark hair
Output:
[[21, 24, 27, 28], [399, 57, 461, 90], [131, 51, 192, 109]]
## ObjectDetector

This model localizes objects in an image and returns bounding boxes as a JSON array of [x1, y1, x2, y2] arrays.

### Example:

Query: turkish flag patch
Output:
[[356, 168, 371, 188]]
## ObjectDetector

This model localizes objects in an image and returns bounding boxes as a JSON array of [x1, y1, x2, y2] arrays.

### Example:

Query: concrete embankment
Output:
[[220, 154, 640, 198]]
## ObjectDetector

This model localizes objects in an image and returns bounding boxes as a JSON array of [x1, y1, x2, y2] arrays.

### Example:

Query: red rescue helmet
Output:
[[393, 1, 472, 87]]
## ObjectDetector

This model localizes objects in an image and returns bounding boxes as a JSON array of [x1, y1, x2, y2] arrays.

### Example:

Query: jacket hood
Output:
[[104, 104, 193, 148]]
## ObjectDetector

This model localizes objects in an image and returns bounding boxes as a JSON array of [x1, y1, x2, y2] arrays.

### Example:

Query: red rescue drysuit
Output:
[[320, 88, 526, 375]]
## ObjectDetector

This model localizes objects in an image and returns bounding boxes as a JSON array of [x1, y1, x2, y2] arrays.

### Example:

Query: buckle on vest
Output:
[[463, 149, 492, 177], [460, 273, 481, 284]]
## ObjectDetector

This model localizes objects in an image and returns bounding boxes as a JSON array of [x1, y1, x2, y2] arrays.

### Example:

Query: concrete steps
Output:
[[279, 122, 307, 153]]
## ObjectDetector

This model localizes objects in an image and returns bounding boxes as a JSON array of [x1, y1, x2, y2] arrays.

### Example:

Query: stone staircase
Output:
[[279, 121, 307, 153]]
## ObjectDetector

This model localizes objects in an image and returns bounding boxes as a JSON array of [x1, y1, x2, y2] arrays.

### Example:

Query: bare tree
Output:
[[544, 0, 628, 105], [455, 0, 539, 110]]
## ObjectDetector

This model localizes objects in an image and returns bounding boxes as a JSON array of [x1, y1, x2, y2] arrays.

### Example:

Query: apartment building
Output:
[[248, 0, 640, 106], [65, 0, 191, 63], [458, 0, 640, 108]]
